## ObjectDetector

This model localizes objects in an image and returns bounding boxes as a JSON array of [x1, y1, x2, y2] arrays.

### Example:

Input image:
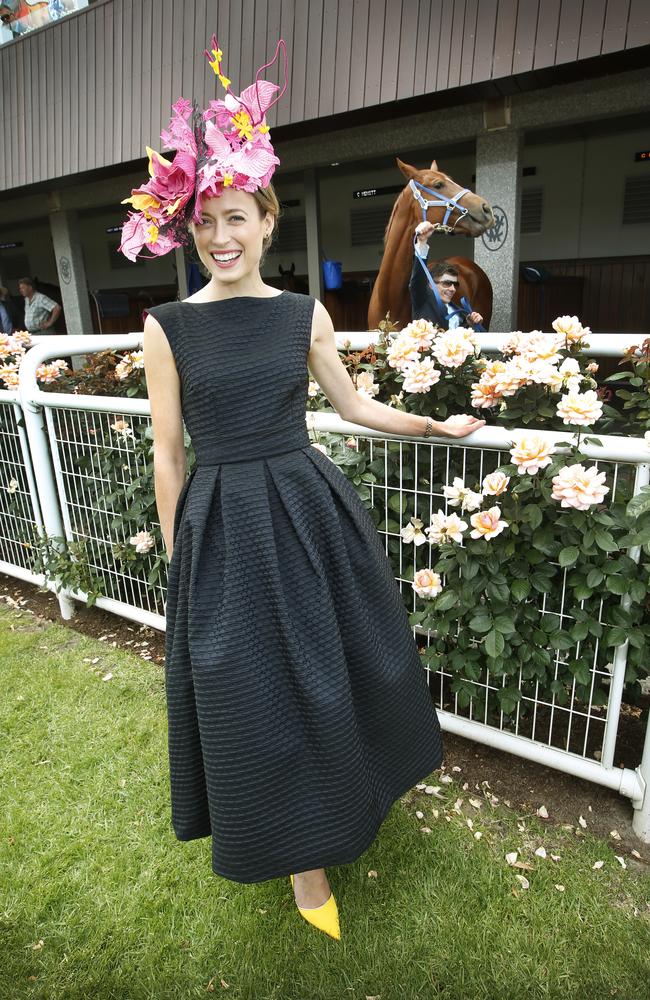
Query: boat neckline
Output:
[[181, 290, 288, 304]]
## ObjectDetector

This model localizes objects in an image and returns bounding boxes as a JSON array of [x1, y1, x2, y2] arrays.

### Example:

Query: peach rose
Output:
[[552, 315, 590, 344], [130, 529, 155, 553], [551, 464, 609, 510], [482, 471, 510, 496], [356, 371, 379, 397], [412, 568, 444, 599], [0, 362, 20, 389], [517, 333, 562, 364], [469, 506, 509, 540], [556, 389, 603, 427], [510, 432, 555, 475], [443, 477, 483, 512], [401, 516, 427, 546], [501, 332, 525, 354], [386, 335, 420, 371], [401, 357, 441, 394], [471, 382, 502, 409], [431, 330, 475, 368], [401, 318, 437, 351], [36, 363, 66, 384], [425, 509, 468, 544]]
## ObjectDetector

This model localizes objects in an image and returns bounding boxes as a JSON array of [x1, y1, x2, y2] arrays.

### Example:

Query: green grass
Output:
[[1, 602, 649, 1000]]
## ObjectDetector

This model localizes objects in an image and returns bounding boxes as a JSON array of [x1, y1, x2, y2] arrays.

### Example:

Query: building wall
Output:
[[1, 0, 649, 192], [520, 128, 650, 260]]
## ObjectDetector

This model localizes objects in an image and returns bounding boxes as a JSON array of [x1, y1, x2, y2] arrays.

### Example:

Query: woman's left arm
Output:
[[307, 299, 485, 440]]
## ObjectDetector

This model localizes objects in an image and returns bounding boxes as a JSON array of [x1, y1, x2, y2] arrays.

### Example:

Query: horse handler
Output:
[[409, 220, 484, 330]]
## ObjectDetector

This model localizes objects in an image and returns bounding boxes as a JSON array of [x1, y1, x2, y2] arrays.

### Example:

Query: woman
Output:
[[124, 37, 485, 941]]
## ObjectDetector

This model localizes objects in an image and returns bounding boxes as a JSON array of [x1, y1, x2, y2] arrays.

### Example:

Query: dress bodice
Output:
[[147, 291, 316, 464]]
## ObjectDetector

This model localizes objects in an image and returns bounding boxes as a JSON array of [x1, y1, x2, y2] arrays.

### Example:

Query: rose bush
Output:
[[308, 316, 649, 725]]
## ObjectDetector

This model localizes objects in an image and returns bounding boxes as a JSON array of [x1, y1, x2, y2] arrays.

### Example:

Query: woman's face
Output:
[[191, 190, 273, 284]]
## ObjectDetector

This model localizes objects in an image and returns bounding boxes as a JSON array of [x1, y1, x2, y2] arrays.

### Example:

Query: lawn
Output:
[[1, 601, 649, 1000]]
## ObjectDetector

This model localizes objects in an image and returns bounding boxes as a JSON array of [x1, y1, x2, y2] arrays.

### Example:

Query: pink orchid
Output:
[[160, 99, 198, 155], [118, 213, 180, 262], [141, 148, 197, 219]]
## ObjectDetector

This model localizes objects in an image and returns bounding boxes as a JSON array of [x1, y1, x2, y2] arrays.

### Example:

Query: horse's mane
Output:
[[383, 186, 407, 246]]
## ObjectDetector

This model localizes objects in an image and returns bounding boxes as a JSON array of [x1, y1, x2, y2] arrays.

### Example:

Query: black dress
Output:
[[147, 290, 443, 884]]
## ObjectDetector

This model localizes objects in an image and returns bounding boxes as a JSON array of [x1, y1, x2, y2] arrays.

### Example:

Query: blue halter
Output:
[[409, 178, 470, 233], [409, 178, 486, 333]]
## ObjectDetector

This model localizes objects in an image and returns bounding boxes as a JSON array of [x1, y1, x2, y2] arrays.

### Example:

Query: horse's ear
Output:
[[278, 264, 283, 275], [395, 157, 418, 180], [290, 262, 295, 273], [430, 159, 439, 172]]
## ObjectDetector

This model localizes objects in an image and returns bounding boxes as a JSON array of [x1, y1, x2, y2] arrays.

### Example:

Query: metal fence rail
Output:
[[0, 391, 46, 587], [1, 331, 649, 843]]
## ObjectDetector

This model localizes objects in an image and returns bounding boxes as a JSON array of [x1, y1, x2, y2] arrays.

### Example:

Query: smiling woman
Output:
[[118, 31, 485, 945]]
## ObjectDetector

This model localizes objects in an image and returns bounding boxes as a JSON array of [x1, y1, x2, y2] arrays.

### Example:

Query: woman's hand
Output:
[[435, 414, 486, 438]]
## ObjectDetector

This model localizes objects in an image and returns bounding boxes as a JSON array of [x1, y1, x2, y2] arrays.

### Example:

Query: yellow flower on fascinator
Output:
[[121, 191, 161, 215], [206, 44, 231, 89], [231, 110, 254, 140], [146, 146, 172, 176], [207, 46, 223, 73]]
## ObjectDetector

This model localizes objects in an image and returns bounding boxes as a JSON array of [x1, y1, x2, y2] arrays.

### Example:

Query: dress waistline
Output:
[[194, 425, 311, 466]]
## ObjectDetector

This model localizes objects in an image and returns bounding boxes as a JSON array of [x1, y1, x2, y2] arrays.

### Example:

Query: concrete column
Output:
[[474, 129, 522, 332], [303, 167, 323, 301], [48, 200, 94, 341]]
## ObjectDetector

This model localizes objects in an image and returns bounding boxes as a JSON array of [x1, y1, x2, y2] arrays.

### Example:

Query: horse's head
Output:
[[396, 157, 493, 237]]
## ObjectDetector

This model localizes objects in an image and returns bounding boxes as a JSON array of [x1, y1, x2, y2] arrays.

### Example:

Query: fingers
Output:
[[444, 416, 486, 438]]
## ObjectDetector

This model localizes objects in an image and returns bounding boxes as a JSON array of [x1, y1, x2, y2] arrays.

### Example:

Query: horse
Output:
[[278, 263, 309, 294], [368, 157, 494, 331]]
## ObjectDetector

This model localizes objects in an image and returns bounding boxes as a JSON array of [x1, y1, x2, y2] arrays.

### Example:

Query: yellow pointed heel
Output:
[[290, 873, 341, 941]]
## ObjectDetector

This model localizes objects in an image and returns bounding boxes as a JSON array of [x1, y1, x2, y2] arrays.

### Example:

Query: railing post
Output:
[[16, 337, 80, 619]]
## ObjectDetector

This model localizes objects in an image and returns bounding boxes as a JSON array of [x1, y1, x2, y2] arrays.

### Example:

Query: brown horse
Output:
[[368, 158, 494, 331]]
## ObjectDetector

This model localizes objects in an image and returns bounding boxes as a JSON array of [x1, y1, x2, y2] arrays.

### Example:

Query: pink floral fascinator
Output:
[[118, 36, 288, 261]]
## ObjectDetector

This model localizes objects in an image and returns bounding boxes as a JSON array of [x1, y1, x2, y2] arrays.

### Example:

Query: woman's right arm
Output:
[[143, 314, 186, 559]]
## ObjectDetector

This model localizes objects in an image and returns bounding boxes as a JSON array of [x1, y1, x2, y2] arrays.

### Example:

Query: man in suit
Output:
[[409, 220, 484, 330]]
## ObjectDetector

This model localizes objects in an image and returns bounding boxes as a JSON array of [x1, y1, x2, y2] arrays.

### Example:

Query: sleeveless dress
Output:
[[147, 290, 443, 884]]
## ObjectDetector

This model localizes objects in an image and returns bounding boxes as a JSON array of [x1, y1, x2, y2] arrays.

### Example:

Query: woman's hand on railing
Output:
[[434, 414, 486, 438]]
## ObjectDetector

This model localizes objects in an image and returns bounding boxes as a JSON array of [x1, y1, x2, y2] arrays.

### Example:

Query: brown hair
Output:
[[252, 183, 281, 265], [431, 263, 459, 282], [18, 276, 34, 288]]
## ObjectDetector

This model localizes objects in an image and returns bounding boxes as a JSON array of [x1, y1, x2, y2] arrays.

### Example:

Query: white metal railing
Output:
[[337, 332, 649, 354], [2, 331, 650, 843]]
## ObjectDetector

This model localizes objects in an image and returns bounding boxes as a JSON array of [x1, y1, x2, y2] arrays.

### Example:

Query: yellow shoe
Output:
[[290, 873, 341, 941]]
